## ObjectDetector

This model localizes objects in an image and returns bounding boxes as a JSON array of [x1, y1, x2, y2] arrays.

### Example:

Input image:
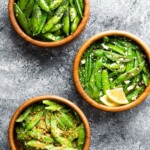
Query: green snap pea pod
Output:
[[59, 112, 75, 129], [93, 49, 104, 57], [142, 73, 149, 86], [87, 53, 92, 82], [109, 38, 128, 52], [85, 55, 89, 84], [71, 15, 81, 34], [82, 43, 94, 59], [14, 3, 32, 36], [16, 127, 30, 141], [112, 38, 138, 50], [94, 59, 103, 90], [127, 86, 145, 102], [70, 5, 77, 22], [67, 124, 83, 141], [95, 71, 102, 90], [49, 23, 63, 32], [43, 100, 59, 106], [25, 109, 44, 131], [51, 114, 63, 137], [37, 11, 47, 34], [23, 0, 35, 18], [17, 0, 30, 11], [25, 140, 54, 149], [45, 105, 63, 111], [77, 127, 85, 150], [79, 0, 84, 12], [45, 110, 51, 129], [54, 137, 72, 147], [53, 29, 63, 36], [41, 33, 64, 41], [136, 50, 149, 74], [115, 61, 145, 84], [49, 0, 63, 10], [79, 67, 85, 87], [103, 63, 125, 73], [110, 79, 115, 89], [16, 106, 33, 122], [103, 51, 131, 62], [43, 100, 64, 111], [42, 0, 69, 33], [30, 3, 42, 36], [126, 48, 134, 71], [102, 70, 110, 94], [74, 0, 83, 18], [109, 63, 123, 69], [104, 43, 125, 55], [36, 0, 49, 12], [55, 114, 66, 130], [28, 130, 54, 143], [62, 8, 70, 36]]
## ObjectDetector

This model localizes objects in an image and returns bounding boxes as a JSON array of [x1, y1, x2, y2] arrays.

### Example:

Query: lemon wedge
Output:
[[100, 95, 119, 107], [106, 88, 129, 105]]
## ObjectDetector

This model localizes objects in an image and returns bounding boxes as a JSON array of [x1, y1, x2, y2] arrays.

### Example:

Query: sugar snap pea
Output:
[[30, 3, 42, 36], [62, 8, 70, 36], [102, 70, 110, 94], [14, 3, 32, 36], [16, 106, 33, 122], [25, 109, 44, 131], [127, 86, 145, 102], [71, 15, 81, 34], [49, 0, 63, 10], [17, 0, 30, 11], [36, 0, 49, 12], [105, 43, 125, 55], [37, 11, 47, 34], [23, 0, 35, 18], [42, 0, 69, 33], [41, 33, 64, 41], [70, 5, 77, 22], [74, 0, 83, 18], [115, 61, 145, 84], [142, 73, 149, 86], [50, 23, 63, 32], [79, 0, 84, 12]]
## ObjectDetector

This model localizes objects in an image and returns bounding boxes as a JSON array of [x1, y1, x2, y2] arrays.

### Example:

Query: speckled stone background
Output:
[[1, 0, 150, 149]]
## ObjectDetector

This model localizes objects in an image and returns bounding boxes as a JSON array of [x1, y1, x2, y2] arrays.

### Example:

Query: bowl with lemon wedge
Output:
[[73, 31, 150, 112]]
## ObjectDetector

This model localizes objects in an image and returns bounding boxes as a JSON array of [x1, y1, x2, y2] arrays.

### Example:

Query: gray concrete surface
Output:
[[1, 0, 150, 149]]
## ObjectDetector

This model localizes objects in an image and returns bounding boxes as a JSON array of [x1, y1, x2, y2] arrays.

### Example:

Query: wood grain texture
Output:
[[8, 95, 91, 150], [8, 0, 90, 48], [73, 30, 150, 112]]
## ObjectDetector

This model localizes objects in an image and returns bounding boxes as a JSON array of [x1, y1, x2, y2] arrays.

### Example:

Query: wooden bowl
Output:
[[8, 95, 91, 150], [8, 0, 90, 48], [73, 30, 150, 112]]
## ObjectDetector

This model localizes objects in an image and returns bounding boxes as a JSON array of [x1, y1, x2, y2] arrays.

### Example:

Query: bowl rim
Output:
[[8, 0, 90, 48], [8, 95, 91, 150], [73, 30, 150, 112]]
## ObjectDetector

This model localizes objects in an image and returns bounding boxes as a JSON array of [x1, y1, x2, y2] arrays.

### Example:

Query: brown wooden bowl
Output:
[[8, 95, 91, 150], [73, 30, 150, 112], [8, 0, 90, 48]]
